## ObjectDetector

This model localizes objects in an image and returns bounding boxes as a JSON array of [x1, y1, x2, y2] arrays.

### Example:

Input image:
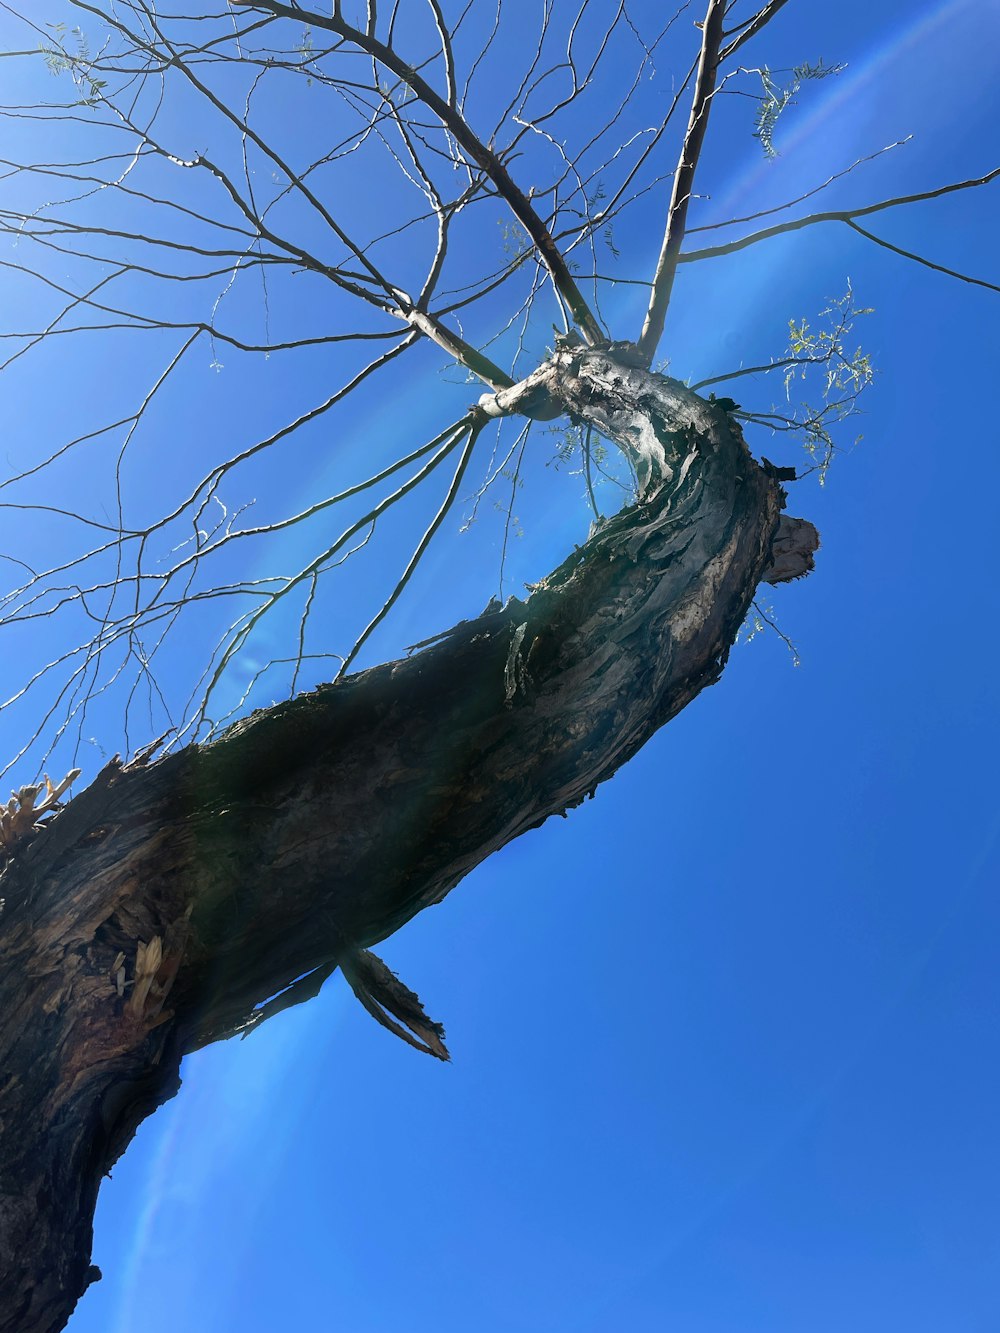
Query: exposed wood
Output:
[[0, 350, 802, 1332], [761, 515, 820, 584]]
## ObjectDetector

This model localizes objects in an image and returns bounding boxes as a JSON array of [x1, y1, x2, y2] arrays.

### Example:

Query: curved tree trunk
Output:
[[0, 350, 814, 1331]]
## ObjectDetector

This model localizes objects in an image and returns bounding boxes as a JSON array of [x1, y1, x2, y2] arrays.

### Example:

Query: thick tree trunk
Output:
[[0, 349, 813, 1331]]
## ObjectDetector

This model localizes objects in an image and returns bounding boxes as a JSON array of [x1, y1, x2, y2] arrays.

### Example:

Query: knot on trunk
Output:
[[475, 356, 566, 422], [761, 515, 820, 584]]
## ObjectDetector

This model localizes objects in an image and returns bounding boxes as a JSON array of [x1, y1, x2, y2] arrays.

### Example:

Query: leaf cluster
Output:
[[39, 20, 106, 106], [752, 59, 845, 158]]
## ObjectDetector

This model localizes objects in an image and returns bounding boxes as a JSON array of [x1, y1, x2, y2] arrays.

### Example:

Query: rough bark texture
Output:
[[0, 350, 804, 1331]]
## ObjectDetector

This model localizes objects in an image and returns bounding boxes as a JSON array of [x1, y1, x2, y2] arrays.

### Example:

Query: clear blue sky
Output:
[[2, 2, 1000, 1330]]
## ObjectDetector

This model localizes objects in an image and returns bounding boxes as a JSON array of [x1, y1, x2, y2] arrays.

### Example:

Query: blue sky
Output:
[[2, 1, 1000, 1329]]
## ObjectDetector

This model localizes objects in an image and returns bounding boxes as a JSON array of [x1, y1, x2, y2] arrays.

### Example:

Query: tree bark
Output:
[[0, 349, 811, 1331]]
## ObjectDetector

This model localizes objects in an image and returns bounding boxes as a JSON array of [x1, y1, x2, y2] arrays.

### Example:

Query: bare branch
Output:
[[232, 0, 606, 344], [679, 168, 1000, 264], [337, 416, 483, 677], [405, 310, 514, 389], [637, 0, 725, 363], [844, 220, 1000, 294], [719, 0, 792, 63], [689, 354, 831, 392], [686, 139, 912, 235]]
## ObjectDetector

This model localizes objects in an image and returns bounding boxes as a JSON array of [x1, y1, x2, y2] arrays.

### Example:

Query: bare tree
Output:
[[0, 2, 995, 1327]]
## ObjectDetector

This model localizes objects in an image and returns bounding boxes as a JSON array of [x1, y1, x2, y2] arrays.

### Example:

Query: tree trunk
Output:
[[0, 349, 813, 1331]]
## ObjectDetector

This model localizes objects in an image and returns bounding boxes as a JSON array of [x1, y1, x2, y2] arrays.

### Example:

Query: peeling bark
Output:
[[0, 351, 806, 1331]]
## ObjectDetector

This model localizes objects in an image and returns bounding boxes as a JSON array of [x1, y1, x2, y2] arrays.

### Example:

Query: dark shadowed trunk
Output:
[[0, 350, 815, 1331]]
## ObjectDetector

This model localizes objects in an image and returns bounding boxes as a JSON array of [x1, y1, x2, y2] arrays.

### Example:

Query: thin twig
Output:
[[844, 220, 1000, 294], [750, 598, 800, 666], [336, 418, 482, 677]]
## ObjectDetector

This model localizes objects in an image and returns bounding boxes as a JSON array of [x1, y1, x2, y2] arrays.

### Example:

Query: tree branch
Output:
[[719, 0, 792, 63], [679, 168, 1000, 264], [636, 0, 726, 364], [844, 219, 1000, 294], [405, 310, 515, 389], [232, 0, 606, 345]]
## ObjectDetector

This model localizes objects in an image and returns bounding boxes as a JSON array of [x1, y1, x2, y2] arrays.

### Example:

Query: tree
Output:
[[0, 2, 997, 1328]]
